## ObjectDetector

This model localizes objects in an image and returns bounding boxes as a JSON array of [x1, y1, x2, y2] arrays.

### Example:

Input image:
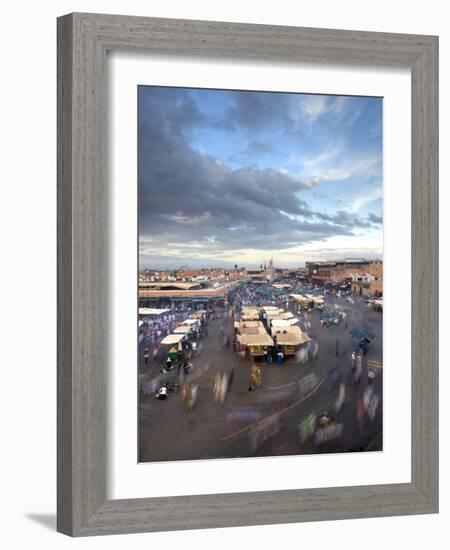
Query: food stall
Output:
[[237, 325, 267, 338], [290, 294, 313, 310], [311, 296, 325, 310], [266, 310, 295, 324], [160, 332, 185, 361], [190, 309, 208, 320], [241, 307, 261, 321], [270, 318, 299, 327], [173, 324, 192, 334], [372, 299, 383, 312], [271, 325, 310, 357], [236, 332, 274, 361], [181, 318, 200, 327], [234, 320, 263, 329], [138, 307, 172, 317]]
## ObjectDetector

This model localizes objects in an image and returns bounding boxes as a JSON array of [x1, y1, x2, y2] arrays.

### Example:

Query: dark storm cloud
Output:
[[139, 86, 207, 136], [367, 213, 383, 224], [138, 88, 379, 254], [217, 91, 304, 137], [227, 92, 283, 131], [316, 210, 375, 229], [228, 140, 276, 164], [243, 140, 275, 155]]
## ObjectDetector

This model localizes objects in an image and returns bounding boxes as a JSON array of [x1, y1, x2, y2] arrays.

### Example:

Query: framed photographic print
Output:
[[57, 13, 438, 536]]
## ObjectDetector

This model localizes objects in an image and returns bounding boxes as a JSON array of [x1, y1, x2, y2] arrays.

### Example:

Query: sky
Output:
[[138, 86, 383, 269]]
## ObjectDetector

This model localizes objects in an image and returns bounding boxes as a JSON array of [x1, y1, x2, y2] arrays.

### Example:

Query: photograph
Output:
[[137, 85, 383, 462], [0, 1, 441, 542]]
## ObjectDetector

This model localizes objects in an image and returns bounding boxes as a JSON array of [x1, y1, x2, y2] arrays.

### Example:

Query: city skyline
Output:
[[139, 257, 383, 272], [139, 86, 383, 269]]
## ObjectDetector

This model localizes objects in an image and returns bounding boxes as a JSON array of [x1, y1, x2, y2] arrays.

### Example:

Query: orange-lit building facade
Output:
[[306, 258, 383, 296]]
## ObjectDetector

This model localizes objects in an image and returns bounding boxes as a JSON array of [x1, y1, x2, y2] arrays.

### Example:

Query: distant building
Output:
[[351, 276, 383, 297], [138, 281, 239, 309], [246, 258, 277, 283], [246, 269, 266, 283], [306, 258, 381, 283], [368, 259, 383, 279]]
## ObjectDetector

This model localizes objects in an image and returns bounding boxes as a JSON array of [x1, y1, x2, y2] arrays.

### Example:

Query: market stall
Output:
[[138, 307, 172, 316], [190, 309, 208, 319], [290, 293, 314, 310], [160, 332, 185, 361], [181, 318, 200, 326], [233, 320, 264, 329], [371, 299, 383, 312], [271, 325, 310, 356], [173, 325, 192, 334], [237, 325, 268, 337], [311, 296, 325, 310], [236, 332, 274, 360], [270, 318, 299, 327], [241, 308, 260, 321], [266, 310, 295, 323]]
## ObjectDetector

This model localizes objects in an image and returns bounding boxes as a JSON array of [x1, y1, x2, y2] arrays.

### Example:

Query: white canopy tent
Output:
[[281, 311, 294, 319], [160, 333, 185, 345], [241, 313, 260, 321], [271, 318, 299, 327], [290, 294, 309, 303], [262, 306, 283, 313], [236, 332, 274, 347], [271, 325, 310, 346], [237, 326, 268, 336], [138, 308, 171, 316], [190, 310, 208, 319], [267, 311, 295, 321], [234, 320, 263, 328], [181, 319, 199, 326], [173, 325, 192, 334]]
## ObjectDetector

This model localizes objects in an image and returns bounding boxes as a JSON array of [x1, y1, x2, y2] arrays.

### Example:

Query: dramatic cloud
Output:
[[224, 91, 295, 134], [138, 87, 383, 267], [367, 213, 383, 224], [229, 140, 276, 164]]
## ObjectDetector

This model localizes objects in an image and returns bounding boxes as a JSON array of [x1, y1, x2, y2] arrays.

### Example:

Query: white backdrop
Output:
[[0, 1, 447, 549]]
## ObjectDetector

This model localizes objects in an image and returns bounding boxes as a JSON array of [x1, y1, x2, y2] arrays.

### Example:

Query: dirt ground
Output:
[[138, 293, 383, 463]]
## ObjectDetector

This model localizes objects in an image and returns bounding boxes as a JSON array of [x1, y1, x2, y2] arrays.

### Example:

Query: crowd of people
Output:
[[139, 312, 177, 346], [139, 280, 382, 456]]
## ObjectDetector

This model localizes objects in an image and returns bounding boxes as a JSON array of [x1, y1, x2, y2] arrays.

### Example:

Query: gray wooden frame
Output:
[[57, 12, 438, 537]]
